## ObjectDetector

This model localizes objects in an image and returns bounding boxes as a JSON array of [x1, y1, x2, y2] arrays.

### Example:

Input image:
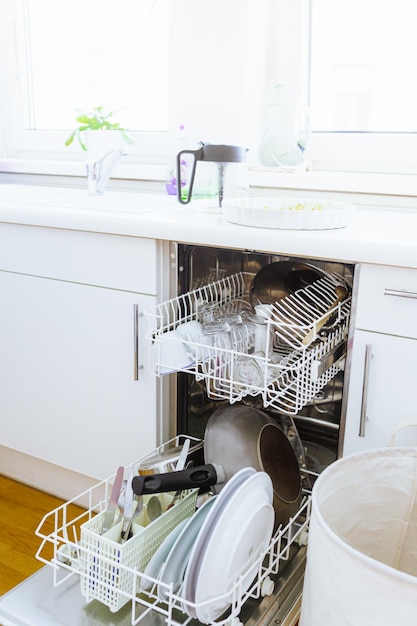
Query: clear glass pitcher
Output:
[[176, 143, 248, 209], [259, 85, 311, 167]]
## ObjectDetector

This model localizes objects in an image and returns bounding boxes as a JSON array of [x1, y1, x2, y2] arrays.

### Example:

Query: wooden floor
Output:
[[0, 475, 64, 596]]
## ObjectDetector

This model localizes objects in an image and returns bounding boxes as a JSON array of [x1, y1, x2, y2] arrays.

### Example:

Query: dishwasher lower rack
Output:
[[145, 272, 350, 415], [35, 437, 313, 626], [35, 437, 200, 613]]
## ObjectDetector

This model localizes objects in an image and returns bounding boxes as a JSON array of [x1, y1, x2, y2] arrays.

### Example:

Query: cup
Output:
[[154, 328, 196, 374]]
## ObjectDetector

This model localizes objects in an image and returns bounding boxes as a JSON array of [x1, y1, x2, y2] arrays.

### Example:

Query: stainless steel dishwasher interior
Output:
[[175, 244, 353, 456], [172, 243, 354, 625]]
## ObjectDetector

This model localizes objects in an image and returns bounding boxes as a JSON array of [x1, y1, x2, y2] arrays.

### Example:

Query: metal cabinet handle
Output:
[[359, 343, 372, 437], [384, 288, 417, 300], [133, 304, 144, 381]]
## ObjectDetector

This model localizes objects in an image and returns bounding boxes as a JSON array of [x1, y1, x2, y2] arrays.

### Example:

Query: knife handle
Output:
[[132, 463, 223, 495]]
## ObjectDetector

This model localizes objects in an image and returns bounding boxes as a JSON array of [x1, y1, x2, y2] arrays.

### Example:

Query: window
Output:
[[308, 0, 417, 172], [0, 0, 171, 160], [310, 0, 417, 133], [24, 0, 170, 132], [1, 0, 416, 177], [0, 0, 267, 164]]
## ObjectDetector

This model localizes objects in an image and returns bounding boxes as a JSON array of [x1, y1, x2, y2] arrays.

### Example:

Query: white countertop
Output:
[[0, 184, 416, 269]]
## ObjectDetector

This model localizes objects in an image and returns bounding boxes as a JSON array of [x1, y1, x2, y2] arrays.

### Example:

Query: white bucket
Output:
[[299, 447, 417, 626]]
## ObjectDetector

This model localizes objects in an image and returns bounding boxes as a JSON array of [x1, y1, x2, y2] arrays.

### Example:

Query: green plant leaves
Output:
[[65, 106, 132, 151]]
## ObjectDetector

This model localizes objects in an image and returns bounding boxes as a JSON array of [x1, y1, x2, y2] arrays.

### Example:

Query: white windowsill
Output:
[[1, 158, 417, 209], [250, 168, 417, 197]]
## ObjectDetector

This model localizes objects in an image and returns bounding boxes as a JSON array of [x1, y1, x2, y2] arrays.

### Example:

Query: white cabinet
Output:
[[342, 263, 417, 456], [342, 330, 417, 455], [0, 224, 164, 483]]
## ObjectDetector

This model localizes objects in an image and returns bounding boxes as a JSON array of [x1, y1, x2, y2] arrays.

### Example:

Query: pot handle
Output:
[[176, 147, 203, 204], [132, 463, 224, 495]]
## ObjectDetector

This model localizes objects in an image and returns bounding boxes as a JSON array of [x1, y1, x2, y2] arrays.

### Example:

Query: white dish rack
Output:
[[35, 436, 313, 626], [145, 272, 350, 414]]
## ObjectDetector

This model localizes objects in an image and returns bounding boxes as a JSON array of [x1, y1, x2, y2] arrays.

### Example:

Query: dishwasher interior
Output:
[[146, 243, 354, 625], [173, 244, 354, 469]]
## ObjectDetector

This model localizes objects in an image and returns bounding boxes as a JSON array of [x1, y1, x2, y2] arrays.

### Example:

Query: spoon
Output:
[[147, 495, 162, 522]]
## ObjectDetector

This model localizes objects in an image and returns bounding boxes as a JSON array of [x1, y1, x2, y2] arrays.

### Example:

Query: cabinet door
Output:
[[343, 330, 417, 456], [0, 271, 158, 479]]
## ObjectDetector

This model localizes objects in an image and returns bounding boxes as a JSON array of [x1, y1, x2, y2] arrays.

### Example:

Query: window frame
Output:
[[1, 0, 417, 182]]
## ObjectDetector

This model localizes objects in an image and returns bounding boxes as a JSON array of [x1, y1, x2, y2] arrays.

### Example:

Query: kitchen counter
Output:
[[0, 184, 416, 268]]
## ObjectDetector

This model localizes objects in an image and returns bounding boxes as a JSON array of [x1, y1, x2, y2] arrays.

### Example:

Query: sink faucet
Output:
[[86, 147, 128, 195]]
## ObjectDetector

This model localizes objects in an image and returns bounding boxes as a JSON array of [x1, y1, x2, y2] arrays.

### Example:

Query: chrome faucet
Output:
[[86, 147, 128, 195]]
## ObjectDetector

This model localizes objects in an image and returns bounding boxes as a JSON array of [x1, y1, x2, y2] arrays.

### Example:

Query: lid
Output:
[[200, 143, 247, 163]]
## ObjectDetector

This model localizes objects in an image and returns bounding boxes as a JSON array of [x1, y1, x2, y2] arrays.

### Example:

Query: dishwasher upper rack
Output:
[[34, 436, 314, 626], [144, 272, 350, 414]]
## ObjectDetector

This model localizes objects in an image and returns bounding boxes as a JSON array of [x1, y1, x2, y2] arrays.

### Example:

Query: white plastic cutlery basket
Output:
[[79, 489, 198, 612], [35, 437, 200, 613]]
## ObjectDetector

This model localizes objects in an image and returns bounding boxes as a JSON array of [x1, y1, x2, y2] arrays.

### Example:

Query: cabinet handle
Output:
[[359, 343, 372, 437], [384, 288, 417, 300], [133, 304, 144, 381]]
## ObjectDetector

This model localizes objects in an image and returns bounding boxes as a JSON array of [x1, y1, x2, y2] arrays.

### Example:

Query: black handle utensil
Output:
[[132, 463, 224, 496]]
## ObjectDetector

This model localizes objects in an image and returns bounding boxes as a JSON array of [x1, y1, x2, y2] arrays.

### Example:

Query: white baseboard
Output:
[[0, 445, 97, 501]]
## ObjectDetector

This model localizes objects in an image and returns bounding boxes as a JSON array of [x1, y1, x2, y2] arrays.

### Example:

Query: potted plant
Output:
[[65, 105, 133, 152]]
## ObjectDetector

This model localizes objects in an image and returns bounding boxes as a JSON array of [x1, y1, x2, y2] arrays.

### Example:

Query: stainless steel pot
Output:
[[250, 260, 324, 306], [137, 439, 204, 475], [205, 405, 302, 526], [133, 406, 302, 527]]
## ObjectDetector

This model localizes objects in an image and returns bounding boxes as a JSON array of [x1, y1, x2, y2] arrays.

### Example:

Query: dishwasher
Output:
[[0, 243, 354, 626], [159, 243, 353, 625]]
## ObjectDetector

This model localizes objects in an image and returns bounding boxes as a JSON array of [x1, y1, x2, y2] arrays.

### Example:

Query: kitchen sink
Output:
[[0, 184, 177, 213]]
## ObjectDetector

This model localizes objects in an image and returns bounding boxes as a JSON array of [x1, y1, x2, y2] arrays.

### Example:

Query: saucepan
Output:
[[132, 405, 302, 527], [136, 437, 204, 475], [250, 260, 325, 307]]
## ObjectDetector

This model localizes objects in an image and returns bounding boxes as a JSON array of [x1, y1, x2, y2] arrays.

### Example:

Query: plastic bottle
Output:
[[165, 124, 189, 196]]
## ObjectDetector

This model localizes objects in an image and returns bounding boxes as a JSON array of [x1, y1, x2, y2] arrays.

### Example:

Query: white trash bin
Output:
[[299, 447, 417, 626]]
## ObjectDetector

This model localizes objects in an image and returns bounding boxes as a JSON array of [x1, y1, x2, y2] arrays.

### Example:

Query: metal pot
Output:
[[137, 438, 204, 475], [250, 260, 324, 307], [133, 406, 302, 527]]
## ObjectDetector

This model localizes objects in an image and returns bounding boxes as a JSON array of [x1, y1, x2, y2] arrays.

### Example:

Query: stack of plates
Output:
[[140, 467, 274, 623]]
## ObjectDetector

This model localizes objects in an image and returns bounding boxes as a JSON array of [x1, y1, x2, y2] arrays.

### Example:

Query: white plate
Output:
[[140, 518, 189, 592], [156, 495, 217, 601], [222, 197, 355, 230], [182, 467, 257, 617], [193, 472, 274, 623]]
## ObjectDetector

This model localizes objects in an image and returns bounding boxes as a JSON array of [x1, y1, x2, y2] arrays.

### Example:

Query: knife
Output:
[[120, 468, 134, 542], [101, 465, 124, 535], [121, 471, 144, 543], [176, 437, 191, 471], [167, 440, 192, 509]]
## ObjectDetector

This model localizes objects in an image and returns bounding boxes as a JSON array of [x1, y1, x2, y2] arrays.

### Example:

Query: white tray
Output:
[[222, 197, 355, 230]]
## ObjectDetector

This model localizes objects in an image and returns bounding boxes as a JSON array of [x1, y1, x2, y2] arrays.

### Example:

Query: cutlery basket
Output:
[[79, 489, 198, 612], [35, 436, 200, 613]]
